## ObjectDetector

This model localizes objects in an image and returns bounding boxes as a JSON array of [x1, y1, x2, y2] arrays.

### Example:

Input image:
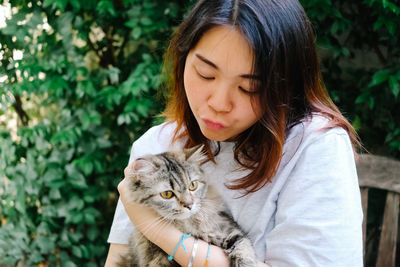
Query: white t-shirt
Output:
[[107, 115, 363, 267]]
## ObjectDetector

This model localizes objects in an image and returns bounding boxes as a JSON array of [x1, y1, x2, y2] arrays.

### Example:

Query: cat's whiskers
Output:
[[196, 205, 222, 231], [132, 216, 171, 247], [151, 218, 174, 243], [137, 216, 167, 238]]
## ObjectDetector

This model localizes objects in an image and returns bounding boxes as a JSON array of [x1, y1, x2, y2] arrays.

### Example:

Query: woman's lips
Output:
[[202, 119, 226, 130]]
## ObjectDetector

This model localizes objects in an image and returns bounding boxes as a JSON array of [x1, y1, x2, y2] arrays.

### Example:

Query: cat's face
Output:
[[125, 147, 208, 220]]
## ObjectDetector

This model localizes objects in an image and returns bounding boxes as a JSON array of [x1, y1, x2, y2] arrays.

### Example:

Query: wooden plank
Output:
[[360, 187, 368, 263], [376, 192, 399, 267], [356, 154, 400, 194]]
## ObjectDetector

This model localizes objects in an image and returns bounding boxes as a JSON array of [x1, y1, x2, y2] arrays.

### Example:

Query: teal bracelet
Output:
[[204, 243, 211, 267], [168, 233, 192, 261]]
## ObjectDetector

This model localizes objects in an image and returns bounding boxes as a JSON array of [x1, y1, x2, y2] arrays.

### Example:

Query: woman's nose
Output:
[[207, 84, 233, 113]]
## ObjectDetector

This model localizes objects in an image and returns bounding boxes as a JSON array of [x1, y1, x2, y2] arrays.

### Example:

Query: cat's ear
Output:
[[128, 158, 155, 175], [185, 145, 207, 163]]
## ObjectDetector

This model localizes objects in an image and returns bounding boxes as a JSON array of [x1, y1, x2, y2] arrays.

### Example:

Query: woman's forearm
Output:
[[121, 200, 226, 266], [118, 179, 270, 267], [121, 201, 270, 267]]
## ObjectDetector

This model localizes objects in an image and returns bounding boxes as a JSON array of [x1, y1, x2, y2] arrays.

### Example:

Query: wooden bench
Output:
[[356, 154, 400, 267]]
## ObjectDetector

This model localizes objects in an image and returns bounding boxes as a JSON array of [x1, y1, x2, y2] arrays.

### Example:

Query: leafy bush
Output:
[[0, 0, 398, 266], [301, 0, 400, 158], [0, 0, 189, 265]]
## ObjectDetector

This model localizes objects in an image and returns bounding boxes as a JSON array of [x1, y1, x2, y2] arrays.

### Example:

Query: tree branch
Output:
[[86, 35, 102, 59], [373, 44, 387, 65], [12, 94, 29, 126]]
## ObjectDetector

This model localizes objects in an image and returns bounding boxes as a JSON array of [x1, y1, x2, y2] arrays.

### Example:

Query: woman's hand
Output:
[[117, 166, 135, 208], [117, 170, 161, 239]]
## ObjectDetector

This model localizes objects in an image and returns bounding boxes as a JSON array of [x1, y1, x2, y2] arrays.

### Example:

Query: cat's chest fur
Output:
[[172, 185, 229, 240]]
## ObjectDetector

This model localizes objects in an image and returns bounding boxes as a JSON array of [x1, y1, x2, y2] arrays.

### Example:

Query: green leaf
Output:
[[107, 66, 120, 84], [69, 0, 81, 11], [87, 226, 99, 241], [385, 20, 396, 35], [72, 246, 82, 258], [66, 164, 88, 189], [36, 236, 56, 254], [1, 23, 18, 35], [42, 0, 58, 8], [84, 212, 96, 224], [140, 17, 152, 26], [369, 70, 390, 87], [43, 167, 64, 184], [132, 27, 142, 40], [61, 261, 77, 267], [97, 0, 117, 17], [368, 96, 375, 109], [389, 76, 400, 98], [49, 188, 62, 200], [69, 231, 84, 243], [27, 12, 43, 29], [74, 156, 94, 176], [352, 116, 362, 132], [124, 20, 138, 28], [29, 251, 45, 264], [43, 0, 68, 11], [97, 137, 112, 149], [77, 80, 97, 98], [68, 196, 85, 210], [83, 194, 96, 203], [69, 212, 84, 224]]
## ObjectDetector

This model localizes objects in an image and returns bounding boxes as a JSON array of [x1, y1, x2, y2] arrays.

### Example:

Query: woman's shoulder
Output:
[[129, 121, 185, 159], [287, 113, 349, 143], [283, 113, 353, 160], [138, 121, 178, 141]]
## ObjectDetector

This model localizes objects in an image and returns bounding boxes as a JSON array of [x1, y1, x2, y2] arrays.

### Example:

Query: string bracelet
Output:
[[188, 238, 199, 267], [168, 233, 192, 261], [204, 243, 211, 267]]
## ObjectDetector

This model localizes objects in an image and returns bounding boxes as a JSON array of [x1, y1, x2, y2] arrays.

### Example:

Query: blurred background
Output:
[[0, 0, 399, 266]]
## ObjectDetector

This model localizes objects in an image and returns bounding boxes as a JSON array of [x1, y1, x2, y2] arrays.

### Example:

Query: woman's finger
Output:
[[124, 166, 129, 177], [117, 177, 128, 196]]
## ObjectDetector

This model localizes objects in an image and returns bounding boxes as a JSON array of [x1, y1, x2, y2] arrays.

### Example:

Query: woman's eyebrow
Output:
[[195, 53, 260, 80], [195, 53, 218, 69]]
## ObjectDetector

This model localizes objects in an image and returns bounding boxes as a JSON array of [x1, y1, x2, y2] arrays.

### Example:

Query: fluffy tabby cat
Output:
[[118, 146, 258, 267]]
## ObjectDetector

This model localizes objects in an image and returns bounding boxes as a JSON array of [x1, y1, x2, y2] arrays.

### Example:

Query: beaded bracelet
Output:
[[168, 233, 192, 261], [204, 243, 211, 267], [188, 238, 198, 267]]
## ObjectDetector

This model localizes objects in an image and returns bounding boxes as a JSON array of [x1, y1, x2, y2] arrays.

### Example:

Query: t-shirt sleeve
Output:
[[264, 131, 363, 266], [107, 142, 136, 244]]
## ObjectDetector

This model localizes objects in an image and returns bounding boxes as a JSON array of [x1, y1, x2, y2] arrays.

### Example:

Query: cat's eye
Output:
[[189, 181, 198, 191], [160, 191, 174, 199]]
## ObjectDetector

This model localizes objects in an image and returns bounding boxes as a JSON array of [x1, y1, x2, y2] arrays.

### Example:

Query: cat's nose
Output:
[[184, 202, 193, 210]]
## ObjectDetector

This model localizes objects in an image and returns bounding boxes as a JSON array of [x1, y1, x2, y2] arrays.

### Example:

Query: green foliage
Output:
[[0, 0, 190, 265], [301, 0, 400, 158]]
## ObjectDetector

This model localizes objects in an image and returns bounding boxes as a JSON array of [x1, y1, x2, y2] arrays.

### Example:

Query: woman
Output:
[[105, 0, 363, 266]]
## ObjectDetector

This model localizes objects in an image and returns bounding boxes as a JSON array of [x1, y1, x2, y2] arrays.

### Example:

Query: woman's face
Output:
[[184, 26, 261, 141]]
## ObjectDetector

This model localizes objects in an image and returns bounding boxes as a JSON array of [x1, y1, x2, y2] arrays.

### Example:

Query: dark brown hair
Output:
[[163, 0, 360, 194]]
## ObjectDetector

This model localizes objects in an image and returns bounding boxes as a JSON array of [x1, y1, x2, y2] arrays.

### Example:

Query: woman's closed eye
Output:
[[196, 70, 215, 80], [195, 67, 258, 95], [239, 86, 258, 95]]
